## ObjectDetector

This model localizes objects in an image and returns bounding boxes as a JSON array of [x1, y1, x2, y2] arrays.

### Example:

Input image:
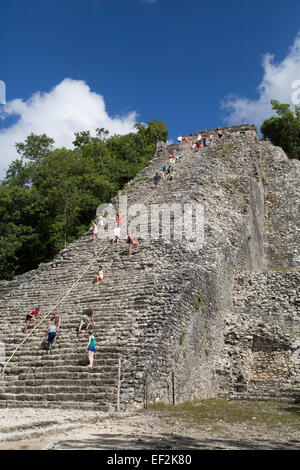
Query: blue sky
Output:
[[1, 0, 300, 172]]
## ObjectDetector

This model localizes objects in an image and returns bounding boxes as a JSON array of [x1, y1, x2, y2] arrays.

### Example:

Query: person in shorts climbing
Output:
[[77, 306, 95, 336], [24, 307, 40, 333], [167, 163, 173, 174], [116, 212, 123, 227], [127, 234, 139, 256], [91, 220, 98, 242], [168, 169, 176, 181], [153, 172, 161, 188]]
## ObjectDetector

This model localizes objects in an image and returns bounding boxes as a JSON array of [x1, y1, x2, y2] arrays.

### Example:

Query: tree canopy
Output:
[[0, 120, 168, 280], [261, 100, 300, 160]]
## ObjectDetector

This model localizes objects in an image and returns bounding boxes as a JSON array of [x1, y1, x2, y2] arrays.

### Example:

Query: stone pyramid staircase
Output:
[[0, 135, 216, 411], [0, 125, 299, 409]]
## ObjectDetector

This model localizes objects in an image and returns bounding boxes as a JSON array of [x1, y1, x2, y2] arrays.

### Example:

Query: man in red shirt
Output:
[[24, 307, 40, 333]]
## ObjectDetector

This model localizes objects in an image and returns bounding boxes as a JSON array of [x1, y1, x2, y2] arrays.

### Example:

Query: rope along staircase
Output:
[[0, 138, 207, 411]]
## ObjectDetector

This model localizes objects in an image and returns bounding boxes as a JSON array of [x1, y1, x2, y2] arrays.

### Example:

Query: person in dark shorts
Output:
[[153, 173, 161, 188], [24, 307, 40, 333], [127, 234, 139, 256], [77, 306, 95, 336]]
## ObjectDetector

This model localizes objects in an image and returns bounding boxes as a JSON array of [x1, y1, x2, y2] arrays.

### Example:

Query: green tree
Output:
[[261, 100, 300, 159], [15, 133, 55, 162], [0, 120, 168, 280]]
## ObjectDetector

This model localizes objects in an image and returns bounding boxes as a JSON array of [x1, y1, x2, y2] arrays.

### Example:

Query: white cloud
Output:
[[221, 34, 300, 129], [0, 78, 138, 175]]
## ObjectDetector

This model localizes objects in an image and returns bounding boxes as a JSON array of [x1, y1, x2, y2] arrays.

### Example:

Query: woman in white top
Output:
[[92, 220, 98, 242], [94, 265, 106, 284]]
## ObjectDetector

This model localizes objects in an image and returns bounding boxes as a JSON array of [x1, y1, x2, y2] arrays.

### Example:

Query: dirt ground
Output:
[[0, 399, 299, 451]]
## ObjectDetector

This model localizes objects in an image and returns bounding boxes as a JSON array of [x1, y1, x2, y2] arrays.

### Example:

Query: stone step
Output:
[[4, 363, 122, 374], [0, 400, 114, 411], [0, 392, 117, 402], [5, 369, 117, 380], [4, 377, 116, 386], [2, 384, 118, 394]]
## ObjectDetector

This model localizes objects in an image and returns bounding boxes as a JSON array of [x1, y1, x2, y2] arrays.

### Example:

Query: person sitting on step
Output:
[[94, 265, 106, 284]]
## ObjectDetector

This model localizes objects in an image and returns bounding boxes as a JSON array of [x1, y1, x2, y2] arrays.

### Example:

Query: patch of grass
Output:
[[261, 173, 267, 184], [266, 266, 300, 273], [147, 398, 300, 430], [179, 331, 187, 345], [195, 293, 206, 314], [122, 185, 132, 194], [224, 175, 240, 187]]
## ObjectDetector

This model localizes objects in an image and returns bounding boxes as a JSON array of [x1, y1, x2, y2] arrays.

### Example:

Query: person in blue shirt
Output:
[[87, 330, 95, 368]]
